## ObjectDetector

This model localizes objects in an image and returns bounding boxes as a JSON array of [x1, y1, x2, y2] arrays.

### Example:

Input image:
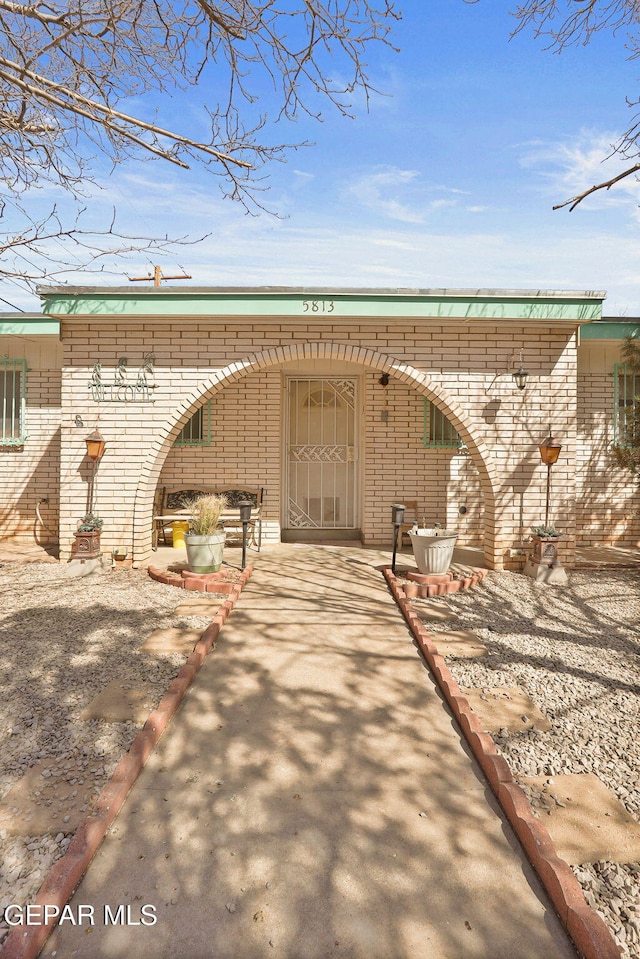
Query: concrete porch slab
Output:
[[462, 686, 552, 733], [522, 774, 640, 865]]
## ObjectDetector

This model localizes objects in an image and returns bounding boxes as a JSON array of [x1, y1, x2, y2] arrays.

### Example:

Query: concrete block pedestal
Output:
[[523, 558, 569, 586]]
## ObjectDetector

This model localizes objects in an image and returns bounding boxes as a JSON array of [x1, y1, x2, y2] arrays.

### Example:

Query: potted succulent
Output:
[[74, 513, 103, 559], [408, 521, 458, 575], [184, 493, 228, 573], [530, 524, 562, 566]]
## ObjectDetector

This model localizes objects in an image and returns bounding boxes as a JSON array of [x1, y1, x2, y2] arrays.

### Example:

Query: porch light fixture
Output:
[[84, 428, 106, 462], [391, 503, 405, 574], [511, 350, 528, 391], [539, 434, 562, 527], [512, 366, 528, 391], [539, 435, 562, 466]]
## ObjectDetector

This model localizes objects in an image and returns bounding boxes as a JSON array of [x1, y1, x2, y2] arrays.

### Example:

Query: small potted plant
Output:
[[74, 513, 103, 559], [184, 493, 228, 573], [530, 524, 561, 566]]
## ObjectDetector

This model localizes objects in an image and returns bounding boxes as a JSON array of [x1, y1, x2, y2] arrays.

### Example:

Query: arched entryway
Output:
[[132, 343, 500, 566]]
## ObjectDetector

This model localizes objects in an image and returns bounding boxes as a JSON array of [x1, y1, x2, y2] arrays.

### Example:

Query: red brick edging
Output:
[[0, 565, 254, 959], [383, 565, 620, 959]]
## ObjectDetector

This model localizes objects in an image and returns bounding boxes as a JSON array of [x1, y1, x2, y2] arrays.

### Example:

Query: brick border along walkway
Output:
[[383, 566, 620, 959], [0, 566, 253, 959]]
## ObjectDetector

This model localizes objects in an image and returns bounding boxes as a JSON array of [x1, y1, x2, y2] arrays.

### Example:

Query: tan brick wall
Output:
[[55, 319, 581, 569], [158, 371, 283, 543], [362, 372, 483, 546], [576, 341, 640, 547], [0, 335, 61, 546]]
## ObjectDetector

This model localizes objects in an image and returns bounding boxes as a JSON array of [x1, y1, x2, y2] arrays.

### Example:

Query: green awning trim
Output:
[[0, 318, 60, 335], [39, 288, 604, 323], [581, 322, 640, 339]]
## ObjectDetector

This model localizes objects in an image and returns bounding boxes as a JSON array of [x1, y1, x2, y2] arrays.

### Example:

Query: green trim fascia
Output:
[[40, 288, 604, 323], [581, 322, 640, 339], [0, 318, 59, 335]]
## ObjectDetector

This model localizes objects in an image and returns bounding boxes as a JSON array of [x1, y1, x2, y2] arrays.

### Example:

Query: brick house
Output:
[[0, 285, 638, 569]]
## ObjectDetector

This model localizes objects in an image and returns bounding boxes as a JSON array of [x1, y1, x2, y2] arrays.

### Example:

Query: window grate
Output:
[[613, 363, 640, 447], [0, 359, 26, 446], [174, 401, 212, 447], [423, 399, 465, 449]]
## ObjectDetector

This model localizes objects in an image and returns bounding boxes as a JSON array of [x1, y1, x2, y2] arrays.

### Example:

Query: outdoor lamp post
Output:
[[84, 428, 106, 515], [84, 428, 106, 462], [539, 435, 562, 528], [391, 503, 405, 574], [239, 500, 252, 570]]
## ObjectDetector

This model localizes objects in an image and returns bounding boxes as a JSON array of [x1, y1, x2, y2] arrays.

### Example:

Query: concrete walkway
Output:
[[44, 545, 577, 959]]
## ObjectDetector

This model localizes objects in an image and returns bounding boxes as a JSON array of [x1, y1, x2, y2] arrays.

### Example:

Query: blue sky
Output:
[[6, 1, 640, 315]]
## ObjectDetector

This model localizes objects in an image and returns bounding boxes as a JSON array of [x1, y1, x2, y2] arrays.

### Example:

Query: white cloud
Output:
[[345, 166, 476, 223], [519, 130, 640, 213]]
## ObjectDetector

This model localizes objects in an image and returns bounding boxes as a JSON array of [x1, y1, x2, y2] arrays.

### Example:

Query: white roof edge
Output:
[[36, 285, 608, 300]]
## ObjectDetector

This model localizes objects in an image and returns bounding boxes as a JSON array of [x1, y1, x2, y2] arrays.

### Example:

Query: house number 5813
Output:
[[302, 300, 334, 313]]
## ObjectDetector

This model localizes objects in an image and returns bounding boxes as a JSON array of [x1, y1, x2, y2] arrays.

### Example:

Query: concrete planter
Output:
[[185, 530, 226, 573], [409, 529, 458, 575]]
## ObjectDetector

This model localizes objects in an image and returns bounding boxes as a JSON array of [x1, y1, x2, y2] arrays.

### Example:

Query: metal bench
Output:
[[154, 486, 264, 550]]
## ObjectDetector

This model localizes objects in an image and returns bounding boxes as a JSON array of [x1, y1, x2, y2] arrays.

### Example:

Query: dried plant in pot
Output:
[[74, 513, 103, 559], [184, 493, 228, 573]]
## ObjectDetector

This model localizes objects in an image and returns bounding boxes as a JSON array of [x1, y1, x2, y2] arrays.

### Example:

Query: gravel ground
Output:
[[0, 561, 220, 949], [1, 560, 638, 956], [410, 568, 640, 958]]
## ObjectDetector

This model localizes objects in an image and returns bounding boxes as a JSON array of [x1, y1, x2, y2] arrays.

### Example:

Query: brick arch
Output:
[[133, 342, 500, 565]]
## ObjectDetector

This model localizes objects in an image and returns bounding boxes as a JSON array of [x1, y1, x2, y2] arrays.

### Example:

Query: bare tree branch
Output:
[[0, 0, 400, 287], [552, 161, 640, 210], [468, 0, 640, 209]]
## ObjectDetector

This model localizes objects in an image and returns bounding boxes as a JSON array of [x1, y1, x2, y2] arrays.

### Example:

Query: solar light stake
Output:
[[391, 503, 406, 574], [239, 501, 252, 570]]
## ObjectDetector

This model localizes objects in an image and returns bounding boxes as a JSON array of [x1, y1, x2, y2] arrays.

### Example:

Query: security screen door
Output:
[[286, 378, 357, 530]]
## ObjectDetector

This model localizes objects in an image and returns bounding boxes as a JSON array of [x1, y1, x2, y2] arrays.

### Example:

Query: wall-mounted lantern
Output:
[[512, 366, 529, 391], [511, 350, 528, 391]]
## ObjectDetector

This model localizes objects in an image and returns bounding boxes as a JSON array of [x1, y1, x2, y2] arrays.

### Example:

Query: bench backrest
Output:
[[163, 486, 263, 511]]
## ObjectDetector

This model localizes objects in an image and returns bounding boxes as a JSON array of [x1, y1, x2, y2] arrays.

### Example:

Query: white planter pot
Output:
[[184, 531, 226, 573], [409, 529, 458, 574]]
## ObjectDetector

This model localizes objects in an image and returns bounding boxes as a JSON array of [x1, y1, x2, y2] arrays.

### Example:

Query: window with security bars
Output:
[[0, 359, 26, 446], [613, 363, 640, 447], [174, 402, 211, 447], [423, 399, 466, 449]]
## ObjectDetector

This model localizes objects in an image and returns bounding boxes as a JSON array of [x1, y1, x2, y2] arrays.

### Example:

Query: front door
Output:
[[286, 378, 357, 531]]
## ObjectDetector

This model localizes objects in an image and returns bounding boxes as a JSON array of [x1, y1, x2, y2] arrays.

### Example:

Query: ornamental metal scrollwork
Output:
[[290, 445, 355, 463], [89, 353, 157, 403]]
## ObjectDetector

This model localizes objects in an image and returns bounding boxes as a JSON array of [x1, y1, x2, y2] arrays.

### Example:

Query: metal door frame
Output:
[[283, 376, 359, 531]]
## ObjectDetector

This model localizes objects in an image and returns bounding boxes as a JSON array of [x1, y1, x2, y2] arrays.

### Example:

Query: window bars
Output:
[[174, 401, 212, 447], [423, 399, 466, 450], [613, 363, 640, 447], [0, 359, 26, 446]]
